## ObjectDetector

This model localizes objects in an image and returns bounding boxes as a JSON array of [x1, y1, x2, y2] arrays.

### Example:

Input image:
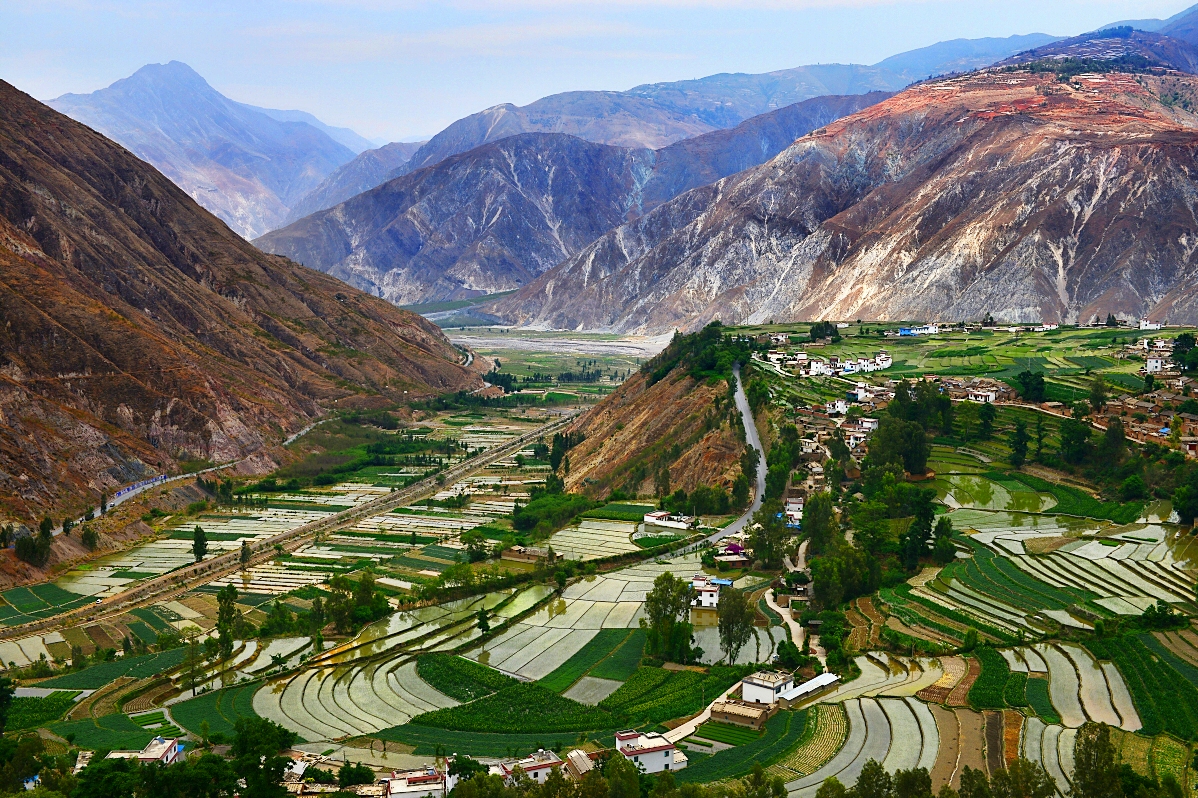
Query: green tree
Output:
[[957, 402, 980, 441], [640, 572, 694, 662], [1059, 419, 1092, 465], [750, 500, 788, 567], [803, 492, 836, 555], [192, 525, 208, 563], [81, 526, 99, 550], [183, 633, 203, 696], [1015, 370, 1047, 403], [1033, 413, 1046, 461], [231, 717, 298, 798], [1070, 723, 1120, 798], [216, 584, 239, 659], [338, 762, 374, 789], [240, 540, 251, 569], [978, 402, 997, 439], [1089, 374, 1108, 414], [0, 676, 14, 732], [716, 587, 754, 664], [871, 416, 930, 474], [989, 757, 1057, 798], [1009, 419, 1030, 468]]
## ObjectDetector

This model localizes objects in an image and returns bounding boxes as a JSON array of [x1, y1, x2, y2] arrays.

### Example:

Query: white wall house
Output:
[[691, 575, 720, 608], [742, 671, 794, 704], [615, 731, 688, 773], [1147, 356, 1167, 373]]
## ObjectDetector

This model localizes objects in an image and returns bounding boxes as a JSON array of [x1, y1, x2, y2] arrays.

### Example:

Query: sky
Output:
[[1, 0, 1193, 142]]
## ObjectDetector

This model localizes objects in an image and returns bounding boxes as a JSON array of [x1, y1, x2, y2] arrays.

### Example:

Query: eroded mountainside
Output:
[[495, 69, 1198, 332], [256, 94, 887, 305], [0, 81, 476, 518], [49, 62, 357, 238]]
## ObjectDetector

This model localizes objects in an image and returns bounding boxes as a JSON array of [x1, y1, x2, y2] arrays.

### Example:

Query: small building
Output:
[[710, 699, 774, 730], [777, 673, 841, 709], [492, 750, 563, 783], [860, 417, 880, 432], [742, 671, 794, 704], [825, 399, 848, 416], [644, 510, 693, 530], [967, 388, 997, 404], [385, 767, 457, 798], [1140, 318, 1163, 331], [691, 575, 720, 608], [106, 737, 184, 767], [784, 498, 804, 526], [614, 731, 687, 773], [1182, 437, 1198, 458], [564, 749, 598, 780], [1147, 356, 1168, 373]]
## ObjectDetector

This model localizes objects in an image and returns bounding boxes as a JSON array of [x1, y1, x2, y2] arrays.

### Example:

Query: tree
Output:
[[990, 758, 1057, 798], [38, 516, 53, 540], [192, 525, 208, 563], [1009, 420, 1030, 468], [216, 584, 239, 659], [1106, 313, 1118, 327], [716, 587, 754, 664], [476, 608, 490, 633], [1015, 370, 1047, 403], [1071, 723, 1120, 798], [81, 526, 98, 550], [978, 402, 997, 439], [1059, 419, 1092, 465], [240, 540, 251, 569], [1089, 374, 1108, 414], [871, 416, 930, 474], [957, 401, 980, 441], [338, 762, 374, 789], [750, 500, 788, 567], [933, 536, 957, 565], [0, 676, 13, 732], [641, 572, 694, 662], [183, 633, 203, 696], [231, 716, 298, 798], [1120, 475, 1148, 502], [1102, 417, 1126, 460], [803, 492, 836, 554]]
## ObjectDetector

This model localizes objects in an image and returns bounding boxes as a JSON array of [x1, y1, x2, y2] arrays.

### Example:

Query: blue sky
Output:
[[1, 1, 1191, 142]]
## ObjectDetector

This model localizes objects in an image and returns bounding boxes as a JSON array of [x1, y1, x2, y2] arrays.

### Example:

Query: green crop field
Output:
[[600, 665, 754, 725], [967, 648, 1012, 710], [679, 710, 809, 783], [538, 629, 632, 692], [40, 648, 188, 689], [50, 713, 162, 750], [376, 725, 613, 758], [589, 630, 646, 681], [1087, 635, 1198, 739], [694, 722, 762, 746], [416, 654, 517, 702], [171, 680, 266, 740], [1024, 677, 1060, 724], [409, 683, 616, 733], [6, 691, 80, 731]]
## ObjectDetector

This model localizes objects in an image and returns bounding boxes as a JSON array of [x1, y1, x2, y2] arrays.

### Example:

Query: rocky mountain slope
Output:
[[0, 80, 476, 520], [397, 35, 1055, 177], [284, 141, 425, 223], [997, 27, 1198, 72], [49, 62, 359, 238], [493, 69, 1198, 332], [255, 93, 886, 305]]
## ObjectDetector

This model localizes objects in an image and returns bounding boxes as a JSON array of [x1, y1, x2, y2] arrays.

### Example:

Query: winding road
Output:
[[707, 363, 766, 544]]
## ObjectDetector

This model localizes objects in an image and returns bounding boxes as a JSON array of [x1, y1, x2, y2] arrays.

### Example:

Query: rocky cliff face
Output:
[[49, 62, 357, 238], [494, 70, 1198, 332], [0, 80, 476, 519], [285, 141, 425, 223], [255, 94, 887, 305]]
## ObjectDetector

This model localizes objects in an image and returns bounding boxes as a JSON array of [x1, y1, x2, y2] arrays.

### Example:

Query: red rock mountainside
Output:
[[494, 70, 1198, 332], [562, 369, 744, 500], [0, 81, 477, 519]]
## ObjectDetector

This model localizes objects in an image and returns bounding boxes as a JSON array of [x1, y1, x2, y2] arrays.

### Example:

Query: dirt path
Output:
[[954, 709, 987, 786], [764, 589, 804, 650], [929, 704, 960, 789]]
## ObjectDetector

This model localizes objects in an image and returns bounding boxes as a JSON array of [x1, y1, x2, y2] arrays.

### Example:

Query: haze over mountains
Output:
[[0, 80, 475, 517], [255, 93, 888, 305]]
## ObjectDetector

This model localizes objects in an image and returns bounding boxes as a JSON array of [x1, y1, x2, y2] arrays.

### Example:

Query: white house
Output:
[[967, 388, 997, 404], [742, 671, 794, 704], [1147, 356, 1167, 373], [614, 731, 688, 773], [1140, 318, 1163, 331], [385, 767, 458, 798], [105, 737, 183, 767], [493, 750, 563, 783], [861, 417, 880, 431], [691, 575, 720, 608], [825, 399, 848, 415], [875, 352, 893, 369], [808, 360, 834, 377], [784, 498, 804, 525], [1154, 339, 1172, 351]]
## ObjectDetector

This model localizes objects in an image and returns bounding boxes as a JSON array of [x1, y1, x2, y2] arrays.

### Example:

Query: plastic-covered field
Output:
[[545, 520, 640, 561], [1021, 716, 1077, 796], [787, 697, 938, 797], [251, 590, 520, 740], [470, 554, 782, 672], [1011, 643, 1142, 731], [823, 656, 943, 704]]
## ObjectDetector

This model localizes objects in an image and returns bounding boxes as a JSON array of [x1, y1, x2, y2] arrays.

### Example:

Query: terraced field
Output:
[[251, 589, 528, 740]]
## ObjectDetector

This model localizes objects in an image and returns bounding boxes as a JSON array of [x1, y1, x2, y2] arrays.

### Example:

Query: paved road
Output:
[[765, 588, 805, 651], [664, 680, 744, 743], [706, 363, 766, 544]]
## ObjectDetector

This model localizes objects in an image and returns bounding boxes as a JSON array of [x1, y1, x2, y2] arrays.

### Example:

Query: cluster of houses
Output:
[[764, 350, 894, 378]]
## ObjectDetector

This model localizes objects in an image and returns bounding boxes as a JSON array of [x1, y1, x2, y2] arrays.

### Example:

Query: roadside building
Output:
[[742, 671, 794, 704], [691, 575, 721, 608], [105, 737, 183, 767], [710, 700, 773, 730], [492, 750, 563, 784], [777, 673, 841, 708], [384, 767, 457, 798]]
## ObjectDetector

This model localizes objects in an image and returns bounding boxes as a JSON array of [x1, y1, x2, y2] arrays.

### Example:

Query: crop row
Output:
[[600, 665, 753, 725], [768, 704, 846, 778], [695, 722, 762, 746], [878, 589, 965, 644], [416, 654, 518, 703], [967, 648, 1011, 710], [891, 584, 1017, 644], [678, 710, 809, 783], [172, 680, 263, 739], [40, 648, 188, 689], [376, 725, 609, 758], [6, 691, 79, 731], [967, 539, 1094, 607], [538, 630, 631, 693], [1086, 636, 1198, 739], [1003, 672, 1029, 707], [588, 630, 646, 681], [409, 683, 616, 733], [49, 712, 160, 750], [1025, 677, 1060, 724]]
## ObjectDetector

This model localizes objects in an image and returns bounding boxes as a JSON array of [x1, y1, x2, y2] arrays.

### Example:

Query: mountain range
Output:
[[0, 80, 476, 518], [254, 93, 888, 305], [492, 66, 1198, 332]]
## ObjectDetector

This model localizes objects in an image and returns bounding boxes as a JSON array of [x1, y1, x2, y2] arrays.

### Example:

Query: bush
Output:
[[513, 494, 597, 534]]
